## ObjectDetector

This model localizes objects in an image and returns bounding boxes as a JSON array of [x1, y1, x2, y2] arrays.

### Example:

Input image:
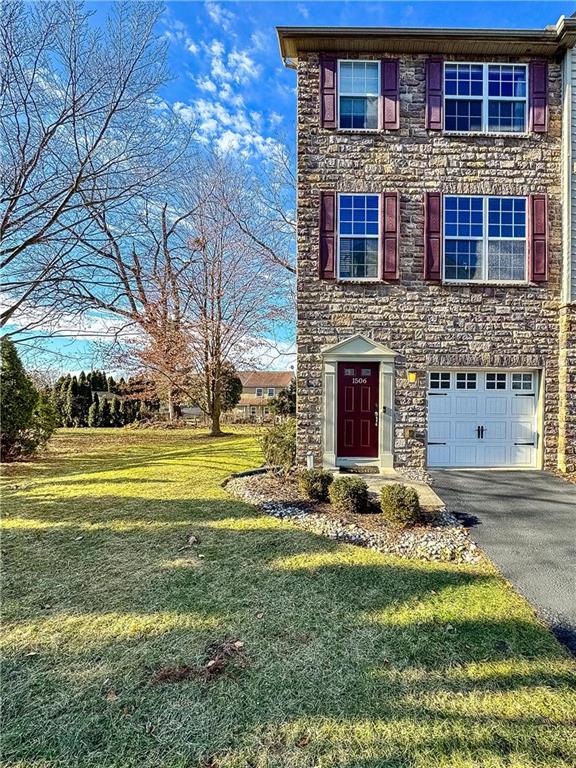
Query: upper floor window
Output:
[[444, 196, 527, 283], [338, 194, 380, 279], [267, 388, 275, 397], [256, 388, 263, 397], [338, 61, 379, 130], [444, 63, 527, 133]]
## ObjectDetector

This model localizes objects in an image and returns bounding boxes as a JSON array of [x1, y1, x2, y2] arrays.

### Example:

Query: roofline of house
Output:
[[277, 15, 576, 68]]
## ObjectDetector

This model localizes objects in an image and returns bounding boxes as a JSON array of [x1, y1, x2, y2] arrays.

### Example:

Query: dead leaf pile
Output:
[[149, 638, 247, 685]]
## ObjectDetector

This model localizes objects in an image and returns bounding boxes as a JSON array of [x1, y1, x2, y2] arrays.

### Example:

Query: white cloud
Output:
[[161, 14, 198, 55], [205, 2, 235, 32], [220, 82, 245, 107], [250, 30, 269, 52], [297, 3, 310, 19], [203, 39, 261, 86], [228, 48, 260, 83], [175, 97, 284, 160], [196, 76, 218, 94]]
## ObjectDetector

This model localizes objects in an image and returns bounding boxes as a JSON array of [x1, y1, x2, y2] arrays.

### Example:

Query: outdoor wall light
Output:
[[407, 370, 418, 383]]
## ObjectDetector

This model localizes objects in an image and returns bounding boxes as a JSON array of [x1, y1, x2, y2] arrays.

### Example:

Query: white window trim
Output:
[[255, 388, 263, 397], [443, 62, 528, 135], [443, 195, 528, 285], [337, 59, 381, 131], [337, 193, 381, 281], [267, 388, 275, 396]]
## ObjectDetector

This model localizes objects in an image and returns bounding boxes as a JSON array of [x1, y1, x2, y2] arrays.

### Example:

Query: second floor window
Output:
[[267, 388, 275, 396], [444, 63, 527, 133], [256, 388, 263, 397], [338, 194, 380, 279], [338, 61, 379, 130], [444, 196, 527, 282]]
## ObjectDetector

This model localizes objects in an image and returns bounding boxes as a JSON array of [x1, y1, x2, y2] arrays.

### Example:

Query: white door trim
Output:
[[321, 334, 397, 471]]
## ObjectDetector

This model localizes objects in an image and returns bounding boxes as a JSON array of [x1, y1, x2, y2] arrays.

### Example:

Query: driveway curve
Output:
[[431, 470, 576, 654]]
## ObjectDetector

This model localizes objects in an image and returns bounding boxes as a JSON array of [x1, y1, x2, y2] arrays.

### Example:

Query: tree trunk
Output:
[[167, 389, 175, 422], [209, 393, 223, 436]]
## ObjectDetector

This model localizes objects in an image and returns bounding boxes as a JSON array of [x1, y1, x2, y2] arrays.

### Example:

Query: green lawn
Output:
[[2, 428, 575, 768]]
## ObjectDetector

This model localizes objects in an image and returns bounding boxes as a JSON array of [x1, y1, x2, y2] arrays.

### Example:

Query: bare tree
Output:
[[0, 0, 190, 330], [226, 142, 296, 277], [57, 153, 289, 434]]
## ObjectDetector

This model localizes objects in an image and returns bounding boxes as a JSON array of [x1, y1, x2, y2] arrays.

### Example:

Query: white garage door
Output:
[[427, 370, 538, 468]]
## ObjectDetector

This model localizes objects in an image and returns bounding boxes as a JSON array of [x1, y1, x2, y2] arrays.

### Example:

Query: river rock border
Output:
[[225, 473, 481, 565]]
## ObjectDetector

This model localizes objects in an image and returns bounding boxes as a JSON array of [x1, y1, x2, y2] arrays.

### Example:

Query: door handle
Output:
[[374, 407, 379, 427], [477, 426, 485, 439]]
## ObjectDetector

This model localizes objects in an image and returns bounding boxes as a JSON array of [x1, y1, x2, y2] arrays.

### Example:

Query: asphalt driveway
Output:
[[431, 470, 576, 653]]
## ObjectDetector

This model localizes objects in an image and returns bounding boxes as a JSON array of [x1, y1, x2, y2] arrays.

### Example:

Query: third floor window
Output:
[[338, 61, 380, 130], [444, 63, 528, 133]]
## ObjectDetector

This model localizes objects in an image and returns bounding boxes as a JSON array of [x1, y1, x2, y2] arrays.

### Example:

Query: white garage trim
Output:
[[427, 368, 542, 469]]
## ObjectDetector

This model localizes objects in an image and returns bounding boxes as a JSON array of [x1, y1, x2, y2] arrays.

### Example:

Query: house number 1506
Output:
[[352, 377, 367, 384]]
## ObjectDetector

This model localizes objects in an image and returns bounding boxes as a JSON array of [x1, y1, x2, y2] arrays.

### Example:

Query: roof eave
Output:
[[277, 18, 576, 67]]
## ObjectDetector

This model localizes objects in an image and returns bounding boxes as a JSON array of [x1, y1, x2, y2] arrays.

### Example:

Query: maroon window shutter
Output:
[[426, 58, 443, 130], [529, 60, 548, 133], [424, 192, 442, 281], [320, 55, 337, 129], [381, 192, 399, 280], [320, 191, 336, 279], [381, 59, 399, 130], [528, 194, 547, 282]]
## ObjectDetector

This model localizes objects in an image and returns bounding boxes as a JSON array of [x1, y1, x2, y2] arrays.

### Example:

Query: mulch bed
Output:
[[225, 471, 482, 564]]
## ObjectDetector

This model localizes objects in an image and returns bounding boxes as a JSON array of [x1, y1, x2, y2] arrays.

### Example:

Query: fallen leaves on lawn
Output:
[[149, 638, 247, 685], [203, 639, 247, 680], [178, 532, 201, 552]]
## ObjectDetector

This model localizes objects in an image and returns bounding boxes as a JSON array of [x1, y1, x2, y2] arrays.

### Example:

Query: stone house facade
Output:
[[278, 18, 576, 473], [561, 22, 576, 473]]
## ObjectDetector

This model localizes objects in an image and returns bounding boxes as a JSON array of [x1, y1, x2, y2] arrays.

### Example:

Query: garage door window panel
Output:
[[430, 372, 451, 389], [456, 372, 477, 389], [486, 373, 507, 390], [512, 372, 534, 391]]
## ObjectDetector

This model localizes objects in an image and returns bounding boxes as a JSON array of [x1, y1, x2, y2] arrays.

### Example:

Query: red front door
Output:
[[337, 362, 379, 458]]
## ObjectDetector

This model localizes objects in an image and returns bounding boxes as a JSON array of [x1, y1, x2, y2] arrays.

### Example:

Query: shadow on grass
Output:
[[3, 460, 576, 767]]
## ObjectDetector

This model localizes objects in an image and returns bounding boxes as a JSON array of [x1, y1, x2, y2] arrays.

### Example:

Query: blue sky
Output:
[[18, 1, 575, 372], [158, 1, 572, 158]]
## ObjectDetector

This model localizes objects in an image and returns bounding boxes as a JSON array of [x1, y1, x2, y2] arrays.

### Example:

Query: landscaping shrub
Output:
[[259, 418, 296, 474], [0, 338, 58, 461], [298, 468, 333, 501], [329, 476, 368, 514], [380, 483, 421, 528]]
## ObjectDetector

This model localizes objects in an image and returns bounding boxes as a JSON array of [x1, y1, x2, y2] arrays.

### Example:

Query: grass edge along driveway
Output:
[[2, 428, 576, 768]]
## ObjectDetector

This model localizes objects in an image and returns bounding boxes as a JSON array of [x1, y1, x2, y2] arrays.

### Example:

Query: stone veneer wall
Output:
[[558, 304, 576, 473], [296, 52, 563, 470]]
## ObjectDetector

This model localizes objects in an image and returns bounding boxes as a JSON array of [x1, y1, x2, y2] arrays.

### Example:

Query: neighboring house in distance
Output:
[[235, 371, 294, 420], [278, 17, 576, 474]]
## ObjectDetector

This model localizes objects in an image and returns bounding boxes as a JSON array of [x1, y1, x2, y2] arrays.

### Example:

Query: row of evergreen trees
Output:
[[51, 371, 156, 428]]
